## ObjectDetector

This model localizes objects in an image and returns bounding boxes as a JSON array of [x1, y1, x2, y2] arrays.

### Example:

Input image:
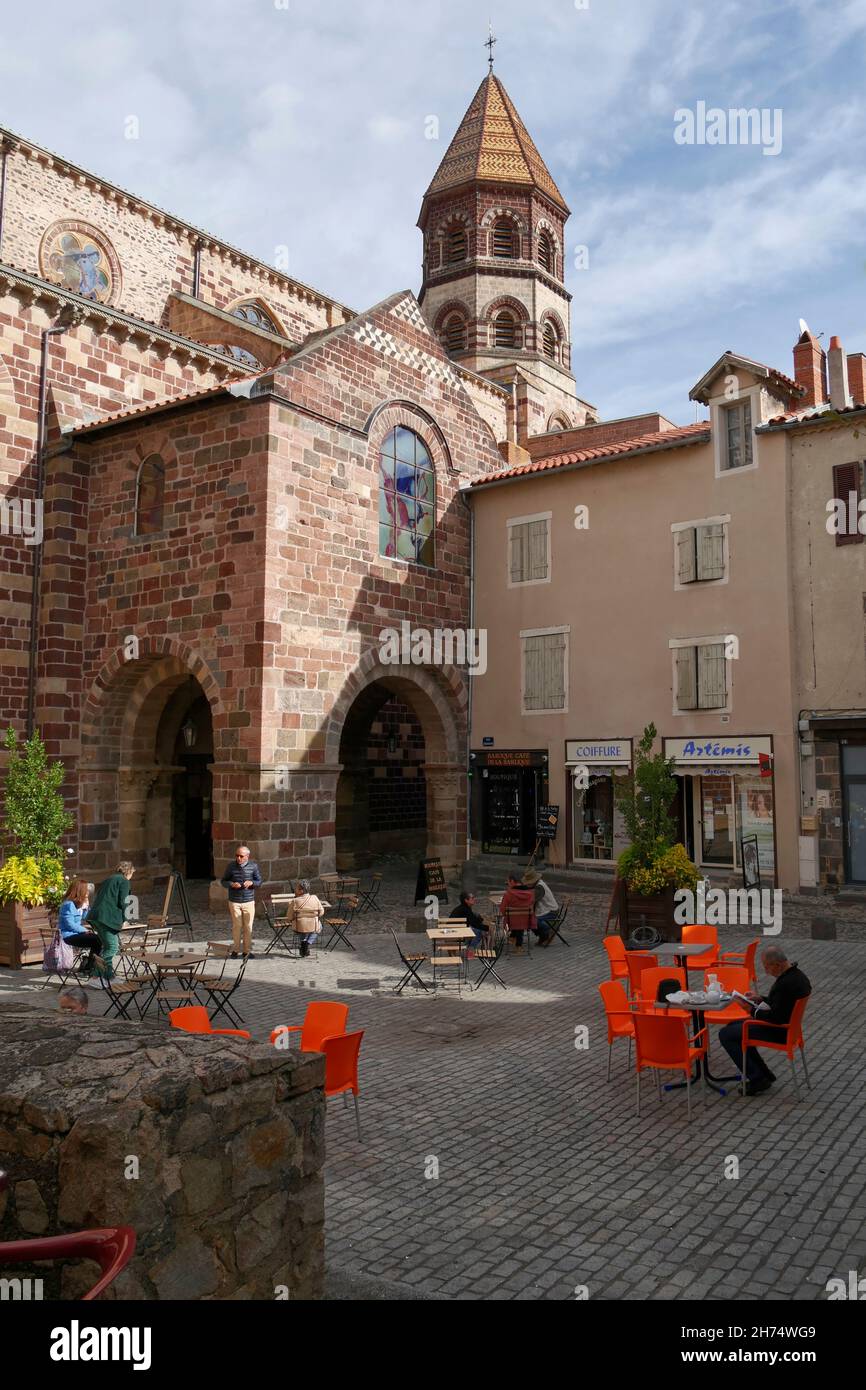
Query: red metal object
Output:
[[0, 1171, 136, 1299]]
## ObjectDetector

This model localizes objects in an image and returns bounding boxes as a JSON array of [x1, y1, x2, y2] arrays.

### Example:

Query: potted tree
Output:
[[613, 723, 699, 943], [0, 728, 71, 968]]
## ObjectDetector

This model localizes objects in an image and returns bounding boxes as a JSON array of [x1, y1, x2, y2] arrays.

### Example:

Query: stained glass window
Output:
[[135, 456, 165, 536], [378, 427, 435, 567]]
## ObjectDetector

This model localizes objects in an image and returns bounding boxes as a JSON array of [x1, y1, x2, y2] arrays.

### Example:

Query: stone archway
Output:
[[321, 657, 467, 875], [78, 640, 223, 889]]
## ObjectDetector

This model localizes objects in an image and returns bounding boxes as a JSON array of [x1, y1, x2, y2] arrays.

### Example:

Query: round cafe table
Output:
[[652, 993, 749, 1097]]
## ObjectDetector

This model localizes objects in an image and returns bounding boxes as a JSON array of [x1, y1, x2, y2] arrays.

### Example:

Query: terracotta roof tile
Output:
[[470, 421, 710, 487]]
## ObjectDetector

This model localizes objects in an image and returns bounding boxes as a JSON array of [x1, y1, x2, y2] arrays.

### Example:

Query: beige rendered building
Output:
[[466, 337, 866, 893]]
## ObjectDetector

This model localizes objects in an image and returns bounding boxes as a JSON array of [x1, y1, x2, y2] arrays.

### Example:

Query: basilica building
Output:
[[0, 70, 592, 888]]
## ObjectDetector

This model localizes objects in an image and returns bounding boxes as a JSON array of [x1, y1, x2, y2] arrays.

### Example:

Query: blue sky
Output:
[[2, 0, 866, 423]]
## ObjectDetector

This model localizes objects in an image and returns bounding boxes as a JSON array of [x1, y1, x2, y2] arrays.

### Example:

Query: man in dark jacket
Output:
[[719, 945, 811, 1095], [220, 845, 262, 958], [86, 861, 135, 981]]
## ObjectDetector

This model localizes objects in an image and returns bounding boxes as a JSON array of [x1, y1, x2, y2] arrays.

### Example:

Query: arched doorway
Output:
[[79, 643, 221, 890], [335, 683, 427, 868], [325, 660, 467, 875]]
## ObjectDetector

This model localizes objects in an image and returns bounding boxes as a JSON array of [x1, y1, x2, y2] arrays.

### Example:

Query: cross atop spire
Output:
[[485, 21, 496, 71]]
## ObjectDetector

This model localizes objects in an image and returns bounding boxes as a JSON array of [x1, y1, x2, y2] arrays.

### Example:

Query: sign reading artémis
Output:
[[664, 736, 772, 766]]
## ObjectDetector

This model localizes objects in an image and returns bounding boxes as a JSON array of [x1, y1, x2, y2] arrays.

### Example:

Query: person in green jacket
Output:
[[85, 861, 135, 980]]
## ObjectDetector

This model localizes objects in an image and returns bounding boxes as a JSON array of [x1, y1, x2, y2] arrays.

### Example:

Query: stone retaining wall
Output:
[[0, 1003, 324, 1299]]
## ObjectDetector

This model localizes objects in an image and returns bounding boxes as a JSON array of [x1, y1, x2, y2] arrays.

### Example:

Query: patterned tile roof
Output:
[[423, 74, 569, 213], [468, 421, 710, 488]]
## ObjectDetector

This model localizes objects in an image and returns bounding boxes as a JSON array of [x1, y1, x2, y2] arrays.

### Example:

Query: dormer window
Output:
[[492, 218, 518, 259], [722, 399, 753, 470]]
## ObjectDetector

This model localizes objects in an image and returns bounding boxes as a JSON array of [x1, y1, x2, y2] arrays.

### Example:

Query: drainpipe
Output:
[[0, 139, 9, 258], [26, 306, 81, 737], [461, 485, 475, 866], [193, 238, 203, 298]]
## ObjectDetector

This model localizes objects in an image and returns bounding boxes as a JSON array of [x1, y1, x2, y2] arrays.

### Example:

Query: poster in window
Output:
[[739, 779, 775, 874]]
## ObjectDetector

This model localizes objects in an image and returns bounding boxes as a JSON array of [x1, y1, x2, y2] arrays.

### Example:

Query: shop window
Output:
[[522, 627, 568, 713], [676, 522, 727, 584], [508, 514, 550, 585], [721, 399, 753, 470], [134, 455, 165, 536], [573, 775, 614, 860], [832, 461, 863, 546], [378, 426, 435, 567], [674, 642, 727, 711]]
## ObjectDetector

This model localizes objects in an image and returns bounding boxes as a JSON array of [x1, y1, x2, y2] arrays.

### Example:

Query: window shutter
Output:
[[675, 647, 697, 710], [697, 523, 725, 580], [697, 643, 727, 709], [524, 632, 565, 710], [677, 528, 697, 584], [742, 399, 753, 466], [510, 525, 527, 582], [528, 520, 548, 580], [832, 462, 863, 546]]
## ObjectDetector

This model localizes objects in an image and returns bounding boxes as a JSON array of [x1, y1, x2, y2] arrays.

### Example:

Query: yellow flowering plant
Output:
[[0, 855, 67, 908]]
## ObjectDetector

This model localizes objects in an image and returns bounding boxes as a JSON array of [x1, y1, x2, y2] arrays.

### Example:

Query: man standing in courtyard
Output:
[[221, 845, 262, 958], [719, 945, 811, 1096]]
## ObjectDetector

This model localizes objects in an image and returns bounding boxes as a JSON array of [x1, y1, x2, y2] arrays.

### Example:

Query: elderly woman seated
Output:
[[287, 880, 325, 958]]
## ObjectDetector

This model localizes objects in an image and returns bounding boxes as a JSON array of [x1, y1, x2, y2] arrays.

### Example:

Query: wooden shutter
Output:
[[697, 643, 727, 709], [742, 399, 753, 466], [677, 528, 697, 584], [697, 523, 725, 580], [675, 647, 697, 710], [832, 462, 863, 546], [524, 632, 565, 710], [511, 520, 548, 581]]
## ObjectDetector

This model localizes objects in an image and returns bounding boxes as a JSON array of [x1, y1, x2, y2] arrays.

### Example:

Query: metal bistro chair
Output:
[[196, 944, 249, 1028], [323, 895, 359, 952], [38, 925, 86, 989], [97, 972, 144, 1022], [121, 925, 173, 979], [502, 905, 534, 957], [546, 894, 572, 947], [389, 928, 431, 994], [357, 872, 383, 914], [474, 925, 507, 992], [262, 894, 297, 955]]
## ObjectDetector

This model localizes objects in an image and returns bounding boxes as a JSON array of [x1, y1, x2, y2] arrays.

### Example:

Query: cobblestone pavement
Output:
[[6, 876, 865, 1303]]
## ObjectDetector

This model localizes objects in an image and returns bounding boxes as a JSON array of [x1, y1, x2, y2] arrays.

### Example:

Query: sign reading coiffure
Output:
[[664, 736, 773, 766], [565, 739, 632, 765]]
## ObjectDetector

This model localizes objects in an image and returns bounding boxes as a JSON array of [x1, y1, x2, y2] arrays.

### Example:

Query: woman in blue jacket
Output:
[[58, 878, 102, 970]]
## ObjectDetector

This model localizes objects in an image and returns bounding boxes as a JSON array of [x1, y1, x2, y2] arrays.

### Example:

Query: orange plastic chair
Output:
[[625, 950, 658, 996], [633, 1011, 707, 1119], [741, 995, 812, 1101], [702, 965, 750, 1023], [720, 937, 760, 988], [602, 936, 630, 988], [598, 980, 635, 1080], [169, 1005, 250, 1039], [322, 1029, 364, 1141], [635, 966, 688, 1015], [681, 923, 719, 970], [270, 1001, 349, 1053]]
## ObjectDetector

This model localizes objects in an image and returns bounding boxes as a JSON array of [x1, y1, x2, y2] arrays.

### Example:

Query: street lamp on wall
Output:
[[182, 720, 197, 750]]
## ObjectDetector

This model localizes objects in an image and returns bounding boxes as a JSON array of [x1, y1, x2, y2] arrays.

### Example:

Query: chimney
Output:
[[793, 328, 827, 409], [847, 353, 866, 406], [827, 336, 851, 412]]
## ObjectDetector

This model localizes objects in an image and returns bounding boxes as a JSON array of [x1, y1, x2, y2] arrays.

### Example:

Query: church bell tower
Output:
[[418, 63, 595, 439]]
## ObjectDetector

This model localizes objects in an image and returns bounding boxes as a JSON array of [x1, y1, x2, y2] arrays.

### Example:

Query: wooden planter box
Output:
[[0, 901, 52, 968], [615, 880, 679, 944]]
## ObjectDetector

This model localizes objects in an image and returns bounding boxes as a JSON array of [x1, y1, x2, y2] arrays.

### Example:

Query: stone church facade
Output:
[[0, 72, 591, 889]]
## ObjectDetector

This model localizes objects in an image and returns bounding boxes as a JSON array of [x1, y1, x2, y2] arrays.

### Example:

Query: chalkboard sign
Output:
[[415, 857, 448, 904], [536, 805, 560, 840]]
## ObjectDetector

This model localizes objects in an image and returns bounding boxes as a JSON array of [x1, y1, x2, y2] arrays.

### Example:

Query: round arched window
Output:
[[446, 226, 467, 263], [444, 313, 468, 354], [494, 310, 518, 348], [492, 218, 518, 258], [135, 455, 165, 536], [538, 231, 554, 274], [542, 322, 558, 359], [378, 427, 435, 567]]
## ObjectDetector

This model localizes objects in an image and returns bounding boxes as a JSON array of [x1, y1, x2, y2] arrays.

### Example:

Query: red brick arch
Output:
[[323, 654, 467, 767]]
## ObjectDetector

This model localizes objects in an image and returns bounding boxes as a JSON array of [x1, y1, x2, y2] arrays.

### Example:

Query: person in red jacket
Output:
[[498, 872, 536, 954]]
